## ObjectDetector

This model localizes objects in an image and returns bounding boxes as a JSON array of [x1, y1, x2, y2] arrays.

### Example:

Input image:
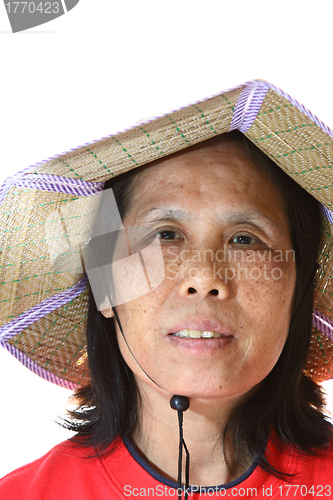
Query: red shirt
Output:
[[1, 437, 332, 499]]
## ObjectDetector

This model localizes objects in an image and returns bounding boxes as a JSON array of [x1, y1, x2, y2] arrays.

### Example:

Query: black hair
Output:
[[64, 131, 332, 479]]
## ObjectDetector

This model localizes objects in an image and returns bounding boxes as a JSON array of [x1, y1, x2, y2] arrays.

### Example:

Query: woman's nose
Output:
[[177, 256, 231, 300]]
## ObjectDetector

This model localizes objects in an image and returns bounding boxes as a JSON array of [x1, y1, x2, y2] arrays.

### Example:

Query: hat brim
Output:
[[1, 79, 333, 388]]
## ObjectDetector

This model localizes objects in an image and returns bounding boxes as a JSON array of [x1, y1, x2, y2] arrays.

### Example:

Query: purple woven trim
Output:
[[0, 79, 260, 202], [229, 81, 269, 134], [0, 340, 77, 389], [266, 82, 333, 140], [320, 203, 333, 223], [0, 83, 245, 203], [0, 165, 37, 206], [20, 82, 250, 173], [14, 174, 104, 196], [313, 309, 333, 341], [0, 275, 88, 342]]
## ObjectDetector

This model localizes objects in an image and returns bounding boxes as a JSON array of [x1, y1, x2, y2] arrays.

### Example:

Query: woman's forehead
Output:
[[131, 135, 273, 197], [124, 136, 289, 237], [139, 133, 252, 175]]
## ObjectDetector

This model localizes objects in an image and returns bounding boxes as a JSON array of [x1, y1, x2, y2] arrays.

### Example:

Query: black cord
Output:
[[176, 410, 190, 500], [88, 242, 191, 495], [85, 239, 162, 388], [290, 262, 320, 329], [177, 410, 183, 496], [184, 438, 190, 496]]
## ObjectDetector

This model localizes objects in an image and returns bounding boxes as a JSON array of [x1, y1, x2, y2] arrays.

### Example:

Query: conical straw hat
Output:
[[1, 79, 333, 389]]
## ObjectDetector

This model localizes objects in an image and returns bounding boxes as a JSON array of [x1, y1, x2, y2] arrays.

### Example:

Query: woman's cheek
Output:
[[233, 255, 296, 317]]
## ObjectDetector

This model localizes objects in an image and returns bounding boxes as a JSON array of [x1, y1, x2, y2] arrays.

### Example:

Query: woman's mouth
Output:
[[168, 319, 234, 340], [171, 329, 224, 339], [167, 329, 234, 353], [167, 321, 234, 353]]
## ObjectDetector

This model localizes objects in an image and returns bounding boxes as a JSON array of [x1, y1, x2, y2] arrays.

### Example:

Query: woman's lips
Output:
[[172, 329, 223, 339], [167, 319, 234, 352], [168, 319, 234, 337], [167, 334, 233, 353]]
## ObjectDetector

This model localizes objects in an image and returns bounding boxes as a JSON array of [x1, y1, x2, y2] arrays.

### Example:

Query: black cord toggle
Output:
[[170, 395, 190, 412]]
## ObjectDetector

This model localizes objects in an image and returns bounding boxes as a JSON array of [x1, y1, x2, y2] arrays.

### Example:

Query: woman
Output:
[[0, 80, 333, 497]]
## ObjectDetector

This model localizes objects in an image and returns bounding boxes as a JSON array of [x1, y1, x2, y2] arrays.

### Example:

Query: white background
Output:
[[1, 0, 333, 479]]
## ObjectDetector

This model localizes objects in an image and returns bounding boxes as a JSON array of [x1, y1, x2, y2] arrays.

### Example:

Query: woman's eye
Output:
[[231, 234, 259, 245], [157, 230, 180, 240]]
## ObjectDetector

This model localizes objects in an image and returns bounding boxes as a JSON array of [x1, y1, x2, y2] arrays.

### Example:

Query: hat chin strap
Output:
[[109, 260, 320, 499], [86, 238, 190, 496], [111, 305, 190, 500], [170, 396, 190, 499], [290, 262, 320, 330]]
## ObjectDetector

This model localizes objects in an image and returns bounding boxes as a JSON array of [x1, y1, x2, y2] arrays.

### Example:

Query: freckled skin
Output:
[[102, 139, 296, 401]]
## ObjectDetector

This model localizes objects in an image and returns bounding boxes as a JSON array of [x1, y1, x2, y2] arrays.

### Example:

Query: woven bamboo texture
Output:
[[1, 81, 333, 386]]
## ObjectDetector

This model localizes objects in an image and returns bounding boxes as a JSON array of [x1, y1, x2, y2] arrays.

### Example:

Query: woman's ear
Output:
[[100, 307, 115, 318]]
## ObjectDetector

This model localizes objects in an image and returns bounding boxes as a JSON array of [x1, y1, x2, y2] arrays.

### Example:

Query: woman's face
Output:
[[103, 137, 296, 401]]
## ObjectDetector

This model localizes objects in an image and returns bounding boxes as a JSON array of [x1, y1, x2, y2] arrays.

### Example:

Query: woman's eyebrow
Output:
[[220, 210, 284, 234], [133, 207, 196, 224], [133, 207, 282, 233]]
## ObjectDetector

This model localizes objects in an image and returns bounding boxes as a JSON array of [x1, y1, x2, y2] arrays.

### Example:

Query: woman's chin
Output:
[[152, 377, 249, 403]]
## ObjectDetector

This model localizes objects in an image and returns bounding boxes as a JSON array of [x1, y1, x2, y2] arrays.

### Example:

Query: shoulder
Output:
[[298, 440, 333, 480], [267, 433, 333, 482], [0, 440, 88, 499], [0, 438, 126, 500]]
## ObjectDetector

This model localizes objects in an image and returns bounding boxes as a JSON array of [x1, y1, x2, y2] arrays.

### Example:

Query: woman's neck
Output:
[[132, 384, 252, 486]]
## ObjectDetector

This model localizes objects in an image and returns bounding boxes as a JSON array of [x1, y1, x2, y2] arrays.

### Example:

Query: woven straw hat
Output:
[[1, 79, 333, 390]]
